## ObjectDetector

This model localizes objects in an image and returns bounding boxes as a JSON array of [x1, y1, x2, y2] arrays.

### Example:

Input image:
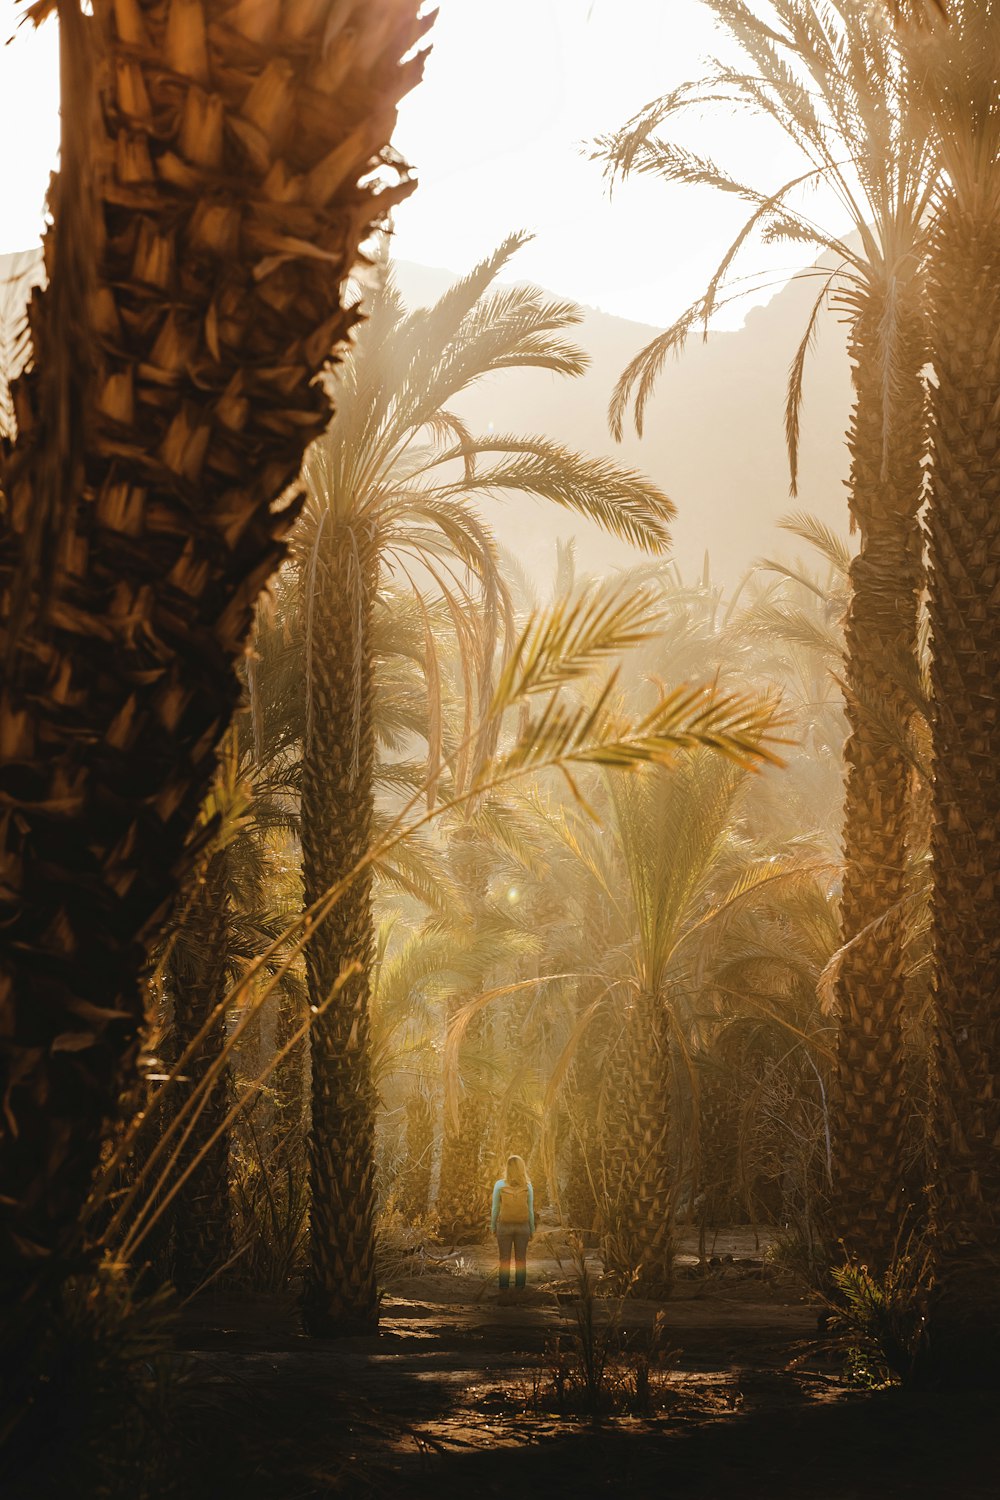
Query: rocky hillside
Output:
[[394, 257, 853, 591], [1, 246, 853, 590]]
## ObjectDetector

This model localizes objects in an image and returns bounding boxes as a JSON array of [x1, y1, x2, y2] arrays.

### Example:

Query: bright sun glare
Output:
[[0, 0, 819, 329]]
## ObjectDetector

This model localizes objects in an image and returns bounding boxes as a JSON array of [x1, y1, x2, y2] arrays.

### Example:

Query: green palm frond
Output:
[[745, 597, 846, 663], [442, 974, 584, 1130], [466, 796, 552, 879], [781, 509, 855, 578], [435, 435, 674, 554], [482, 679, 787, 800], [490, 579, 666, 713], [295, 235, 675, 837]]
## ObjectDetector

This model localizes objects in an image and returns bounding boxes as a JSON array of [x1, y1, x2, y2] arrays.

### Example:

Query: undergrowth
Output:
[[3, 1261, 182, 1500], [823, 1240, 934, 1389], [522, 1237, 679, 1416]]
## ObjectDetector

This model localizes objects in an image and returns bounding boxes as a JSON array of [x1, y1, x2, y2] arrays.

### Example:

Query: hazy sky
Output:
[[0, 0, 817, 329]]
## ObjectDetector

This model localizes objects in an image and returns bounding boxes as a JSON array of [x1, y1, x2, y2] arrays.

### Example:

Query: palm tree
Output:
[[162, 672, 304, 1295], [546, 740, 821, 1293], [296, 238, 676, 1332], [595, 0, 937, 1267], [0, 0, 432, 1332], [78, 578, 442, 1294], [895, 0, 1000, 1380], [389, 568, 786, 1283], [165, 845, 236, 1294], [494, 569, 765, 1287]]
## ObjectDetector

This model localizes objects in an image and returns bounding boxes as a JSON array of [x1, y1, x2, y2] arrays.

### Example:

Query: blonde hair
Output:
[[505, 1153, 529, 1188]]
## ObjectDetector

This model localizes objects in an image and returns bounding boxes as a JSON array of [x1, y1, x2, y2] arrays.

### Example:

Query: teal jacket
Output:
[[491, 1178, 535, 1235]]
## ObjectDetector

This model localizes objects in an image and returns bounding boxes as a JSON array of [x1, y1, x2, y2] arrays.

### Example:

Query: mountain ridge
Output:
[[0, 247, 853, 590], [392, 255, 853, 591]]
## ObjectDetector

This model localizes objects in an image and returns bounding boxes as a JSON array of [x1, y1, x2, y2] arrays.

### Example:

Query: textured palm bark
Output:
[[436, 828, 492, 1243], [274, 981, 307, 1151], [436, 1029, 491, 1244], [598, 1016, 632, 1249], [831, 293, 928, 1268], [924, 208, 1000, 1381], [397, 1087, 433, 1220], [0, 0, 429, 1324], [602, 994, 673, 1295], [564, 993, 614, 1232], [563, 1112, 598, 1233], [300, 529, 379, 1335], [697, 1068, 743, 1226], [169, 849, 233, 1295]]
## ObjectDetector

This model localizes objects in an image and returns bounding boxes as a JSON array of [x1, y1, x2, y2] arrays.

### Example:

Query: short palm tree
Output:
[[604, 753, 747, 1291], [507, 568, 774, 1286], [547, 740, 825, 1292], [595, 0, 937, 1266], [297, 238, 675, 1333], [0, 0, 432, 1334]]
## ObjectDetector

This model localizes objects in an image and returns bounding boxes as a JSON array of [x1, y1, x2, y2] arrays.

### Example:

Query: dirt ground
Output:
[[171, 1228, 999, 1499]]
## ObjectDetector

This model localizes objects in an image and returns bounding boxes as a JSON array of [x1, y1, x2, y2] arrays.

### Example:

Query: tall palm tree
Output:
[[895, 0, 1000, 1380], [0, 0, 432, 1332], [165, 844, 235, 1294], [296, 238, 676, 1332], [595, 0, 937, 1267], [161, 671, 303, 1295]]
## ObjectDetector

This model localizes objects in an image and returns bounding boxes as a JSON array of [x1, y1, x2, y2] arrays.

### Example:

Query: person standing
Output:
[[491, 1153, 535, 1291]]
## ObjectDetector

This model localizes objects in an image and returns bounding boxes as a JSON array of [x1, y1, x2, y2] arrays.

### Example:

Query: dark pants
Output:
[[497, 1223, 530, 1288]]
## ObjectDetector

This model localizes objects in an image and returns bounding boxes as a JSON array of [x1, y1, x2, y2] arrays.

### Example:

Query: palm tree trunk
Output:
[[274, 982, 307, 1154], [565, 992, 614, 1234], [697, 1064, 742, 1227], [0, 0, 429, 1333], [564, 1108, 598, 1234], [436, 828, 493, 1244], [168, 849, 233, 1296], [831, 290, 928, 1267], [924, 205, 1000, 1381], [602, 993, 673, 1295], [300, 528, 379, 1335], [436, 1023, 491, 1244], [398, 1087, 434, 1221]]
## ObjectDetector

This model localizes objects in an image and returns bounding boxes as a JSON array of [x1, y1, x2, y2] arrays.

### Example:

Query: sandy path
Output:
[[168, 1229, 996, 1498]]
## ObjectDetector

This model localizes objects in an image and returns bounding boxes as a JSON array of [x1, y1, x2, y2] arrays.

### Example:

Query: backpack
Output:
[[498, 1181, 530, 1224]]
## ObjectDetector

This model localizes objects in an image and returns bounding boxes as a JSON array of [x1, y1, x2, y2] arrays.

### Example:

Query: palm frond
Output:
[[490, 581, 667, 715], [439, 435, 674, 554], [0, 250, 41, 441], [785, 269, 839, 493], [484, 679, 787, 797], [780, 510, 855, 575]]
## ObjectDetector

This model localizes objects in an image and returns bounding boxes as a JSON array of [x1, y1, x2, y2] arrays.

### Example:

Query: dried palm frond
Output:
[[594, 0, 938, 482], [0, 250, 42, 441]]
